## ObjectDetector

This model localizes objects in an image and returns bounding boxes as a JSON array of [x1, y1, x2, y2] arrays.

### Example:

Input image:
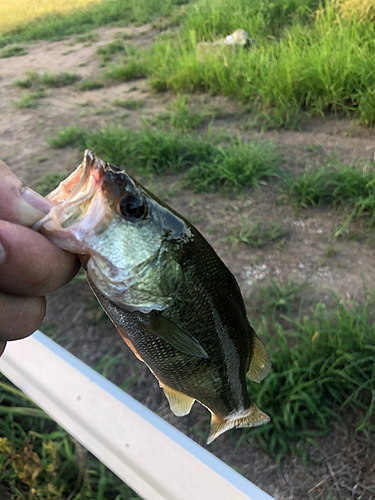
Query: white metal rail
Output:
[[0, 331, 274, 500]]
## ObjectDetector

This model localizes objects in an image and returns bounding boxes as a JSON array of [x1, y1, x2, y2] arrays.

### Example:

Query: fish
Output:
[[34, 150, 271, 444]]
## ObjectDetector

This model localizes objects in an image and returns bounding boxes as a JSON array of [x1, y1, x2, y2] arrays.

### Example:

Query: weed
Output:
[[39, 71, 80, 87], [75, 30, 99, 44], [112, 97, 144, 110], [15, 71, 80, 89], [13, 93, 37, 109], [257, 278, 308, 314], [75, 78, 104, 91], [242, 290, 375, 460], [48, 125, 281, 192], [48, 126, 86, 149], [0, 43, 26, 57], [0, 0, 183, 45], [228, 219, 286, 247], [167, 95, 204, 132], [284, 160, 375, 227], [325, 246, 338, 258], [0, 374, 142, 498], [34, 172, 69, 196], [104, 57, 147, 82], [96, 39, 126, 62], [184, 138, 281, 192]]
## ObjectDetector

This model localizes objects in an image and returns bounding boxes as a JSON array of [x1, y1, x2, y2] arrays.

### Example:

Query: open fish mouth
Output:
[[32, 150, 113, 247]]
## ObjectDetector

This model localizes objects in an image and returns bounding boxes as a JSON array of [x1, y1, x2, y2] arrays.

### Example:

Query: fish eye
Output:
[[119, 195, 146, 219]]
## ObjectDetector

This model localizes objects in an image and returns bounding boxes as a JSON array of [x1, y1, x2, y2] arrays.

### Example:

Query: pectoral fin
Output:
[[139, 315, 208, 359], [207, 403, 270, 444], [246, 333, 271, 383], [160, 383, 195, 416]]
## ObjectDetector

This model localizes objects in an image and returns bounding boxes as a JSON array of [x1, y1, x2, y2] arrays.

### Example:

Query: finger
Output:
[[0, 220, 79, 296], [0, 293, 46, 342], [0, 159, 54, 227]]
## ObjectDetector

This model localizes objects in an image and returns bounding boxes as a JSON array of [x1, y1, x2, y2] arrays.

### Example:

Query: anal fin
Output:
[[160, 383, 195, 417], [247, 333, 271, 383], [207, 403, 270, 444]]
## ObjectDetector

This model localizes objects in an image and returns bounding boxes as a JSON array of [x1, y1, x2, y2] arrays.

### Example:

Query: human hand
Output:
[[0, 160, 80, 356]]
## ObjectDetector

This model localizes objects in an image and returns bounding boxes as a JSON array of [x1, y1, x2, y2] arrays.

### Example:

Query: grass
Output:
[[166, 95, 204, 132], [112, 97, 144, 109], [103, 56, 148, 82], [240, 286, 375, 460], [132, 0, 375, 128], [34, 172, 69, 196], [0, 0, 187, 46], [75, 78, 104, 91], [96, 39, 126, 62], [15, 71, 80, 89], [227, 219, 286, 247], [48, 125, 282, 191], [0, 44, 27, 57], [0, 374, 141, 499], [13, 93, 37, 109], [284, 160, 375, 229], [257, 279, 309, 315]]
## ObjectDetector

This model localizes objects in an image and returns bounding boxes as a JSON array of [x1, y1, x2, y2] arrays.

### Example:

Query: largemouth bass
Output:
[[35, 150, 271, 443]]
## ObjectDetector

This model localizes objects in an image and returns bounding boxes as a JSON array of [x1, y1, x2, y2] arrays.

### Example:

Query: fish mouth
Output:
[[33, 150, 113, 248]]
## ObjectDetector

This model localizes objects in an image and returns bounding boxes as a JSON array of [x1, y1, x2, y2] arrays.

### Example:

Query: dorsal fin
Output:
[[207, 403, 270, 444], [160, 383, 195, 416], [247, 333, 271, 383]]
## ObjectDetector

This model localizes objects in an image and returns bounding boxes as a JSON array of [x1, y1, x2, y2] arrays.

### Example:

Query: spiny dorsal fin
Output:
[[247, 333, 271, 383], [160, 383, 195, 417], [207, 403, 270, 444]]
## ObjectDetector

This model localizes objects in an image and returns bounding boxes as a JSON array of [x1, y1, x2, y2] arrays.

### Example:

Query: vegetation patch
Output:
[[0, 43, 27, 57], [227, 219, 286, 248], [138, 0, 375, 127], [48, 125, 281, 191], [96, 39, 126, 62], [15, 71, 80, 89], [285, 161, 375, 228], [0, 375, 141, 499], [0, 0, 187, 46], [112, 97, 144, 110], [75, 78, 104, 91], [242, 287, 375, 460]]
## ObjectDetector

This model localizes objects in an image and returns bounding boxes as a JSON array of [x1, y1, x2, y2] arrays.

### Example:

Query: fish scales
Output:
[[34, 150, 271, 443]]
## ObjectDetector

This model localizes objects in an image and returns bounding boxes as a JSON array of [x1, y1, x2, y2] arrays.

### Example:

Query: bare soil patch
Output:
[[1, 25, 375, 500]]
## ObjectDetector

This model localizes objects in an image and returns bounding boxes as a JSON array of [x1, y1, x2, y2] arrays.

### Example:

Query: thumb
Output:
[[0, 160, 54, 227]]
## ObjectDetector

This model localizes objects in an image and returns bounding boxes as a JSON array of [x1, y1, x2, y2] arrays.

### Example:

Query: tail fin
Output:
[[207, 403, 270, 444]]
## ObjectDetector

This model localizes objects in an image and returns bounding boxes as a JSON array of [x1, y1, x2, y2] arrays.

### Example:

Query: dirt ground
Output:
[[1, 24, 375, 500]]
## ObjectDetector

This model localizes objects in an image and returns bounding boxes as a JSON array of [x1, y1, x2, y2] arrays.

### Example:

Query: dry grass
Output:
[[338, 0, 375, 21], [0, 0, 101, 34]]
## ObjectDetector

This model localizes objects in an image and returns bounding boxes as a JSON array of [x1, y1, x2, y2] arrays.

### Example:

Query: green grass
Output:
[[112, 97, 144, 109], [285, 160, 375, 229], [183, 138, 281, 192], [15, 71, 80, 89], [240, 287, 375, 460], [0, 0, 188, 46], [135, 0, 375, 127], [96, 39, 126, 62], [0, 43, 27, 57], [227, 219, 286, 247], [166, 95, 204, 132], [75, 78, 104, 91], [103, 57, 148, 82], [257, 279, 309, 315], [13, 93, 37, 109], [0, 374, 141, 499], [34, 172, 69, 196], [48, 125, 281, 191]]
